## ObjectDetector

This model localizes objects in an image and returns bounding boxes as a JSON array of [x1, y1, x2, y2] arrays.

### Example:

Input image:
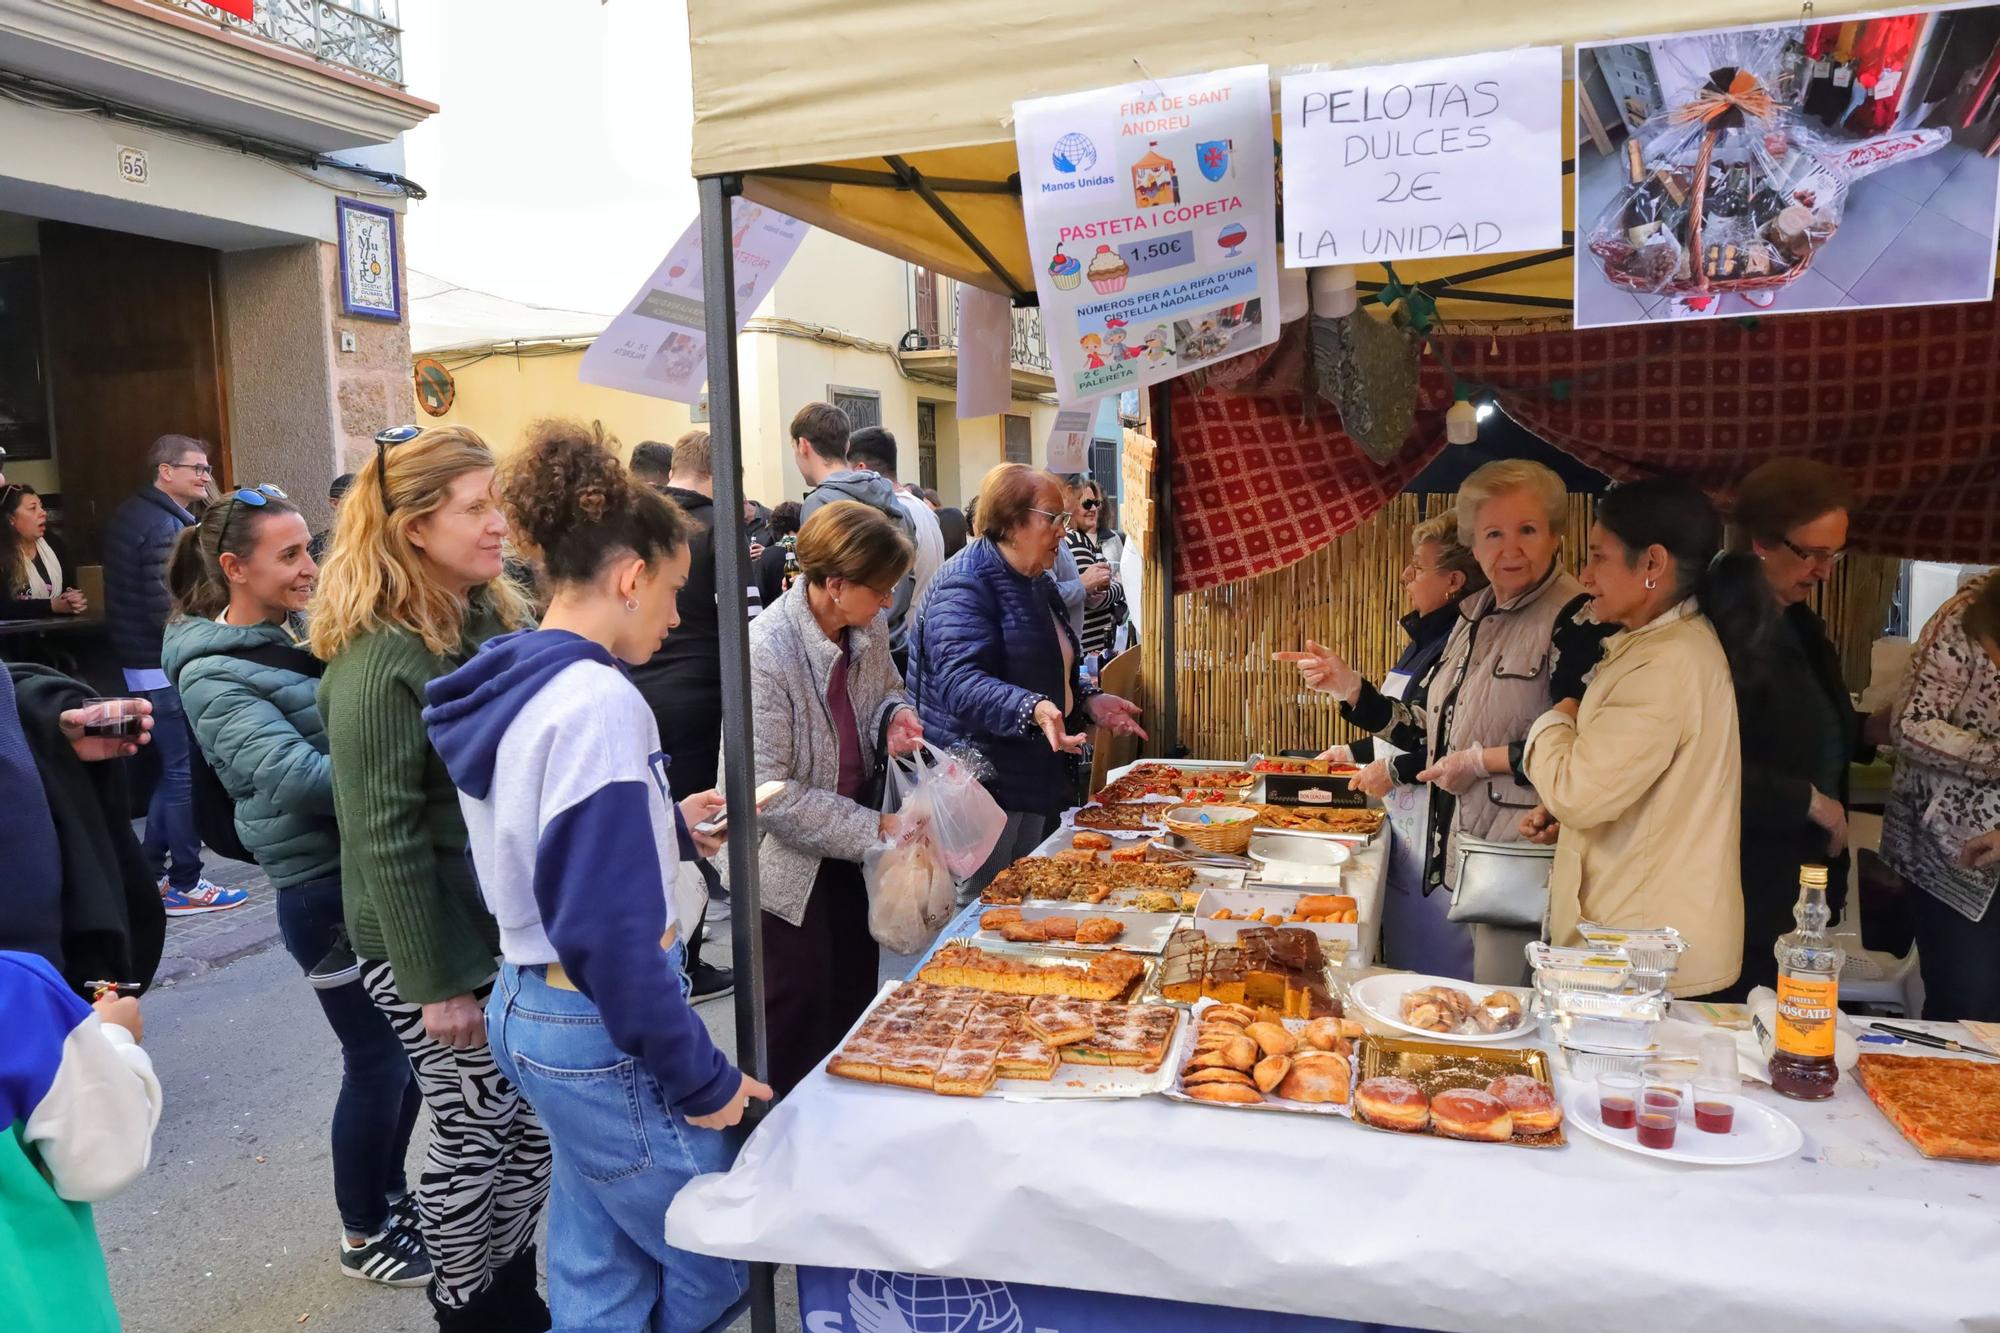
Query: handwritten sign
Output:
[[579, 199, 807, 404], [1016, 65, 1279, 405], [1281, 47, 1562, 267]]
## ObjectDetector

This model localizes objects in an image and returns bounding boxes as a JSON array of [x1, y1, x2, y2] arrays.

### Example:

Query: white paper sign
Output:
[[1015, 65, 1280, 406], [1282, 47, 1563, 266], [1046, 407, 1094, 472], [579, 199, 808, 403], [954, 283, 1015, 420]]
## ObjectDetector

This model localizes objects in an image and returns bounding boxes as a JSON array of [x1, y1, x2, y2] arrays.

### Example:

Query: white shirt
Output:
[[892, 490, 945, 617]]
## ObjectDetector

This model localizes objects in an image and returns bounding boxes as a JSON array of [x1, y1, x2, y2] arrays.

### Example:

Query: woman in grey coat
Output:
[[746, 500, 920, 1095]]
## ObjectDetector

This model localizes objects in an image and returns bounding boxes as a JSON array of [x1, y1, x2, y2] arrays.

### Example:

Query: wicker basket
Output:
[[1590, 123, 1820, 298], [1165, 804, 1259, 855]]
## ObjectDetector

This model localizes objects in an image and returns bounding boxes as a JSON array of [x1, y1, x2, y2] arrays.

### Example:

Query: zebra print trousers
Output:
[[362, 960, 553, 1311]]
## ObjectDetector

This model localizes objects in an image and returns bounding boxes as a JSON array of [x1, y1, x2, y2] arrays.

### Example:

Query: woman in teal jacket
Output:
[[161, 487, 429, 1290]]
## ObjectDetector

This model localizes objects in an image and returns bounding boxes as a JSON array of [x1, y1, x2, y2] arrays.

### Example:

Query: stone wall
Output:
[[322, 235, 414, 476]]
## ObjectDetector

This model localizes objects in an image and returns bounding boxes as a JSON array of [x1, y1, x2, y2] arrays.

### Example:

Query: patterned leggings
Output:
[[361, 960, 552, 1310]]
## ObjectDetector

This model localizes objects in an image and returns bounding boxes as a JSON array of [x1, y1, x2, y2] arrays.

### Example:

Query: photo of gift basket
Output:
[[1585, 29, 1950, 304]]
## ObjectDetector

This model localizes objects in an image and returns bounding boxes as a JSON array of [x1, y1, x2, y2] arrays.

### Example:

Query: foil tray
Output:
[[922, 938, 1159, 1004], [1356, 1036, 1567, 1148]]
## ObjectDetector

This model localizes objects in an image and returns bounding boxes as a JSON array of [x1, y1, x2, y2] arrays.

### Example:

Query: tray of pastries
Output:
[[1249, 756, 1361, 777], [1854, 1052, 2000, 1163], [975, 905, 1180, 954], [1353, 1037, 1565, 1147], [1066, 803, 1168, 837], [827, 981, 1181, 1100], [1146, 926, 1344, 1019], [918, 941, 1154, 1003], [1164, 998, 1367, 1112], [1252, 805, 1386, 841], [1096, 762, 1256, 804], [979, 852, 1236, 909]]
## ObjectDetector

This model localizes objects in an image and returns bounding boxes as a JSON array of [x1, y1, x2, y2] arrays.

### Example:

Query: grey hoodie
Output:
[[801, 468, 919, 650]]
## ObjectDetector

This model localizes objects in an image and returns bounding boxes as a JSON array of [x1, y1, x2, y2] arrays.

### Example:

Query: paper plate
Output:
[[1562, 1089, 1804, 1166], [1350, 972, 1538, 1044]]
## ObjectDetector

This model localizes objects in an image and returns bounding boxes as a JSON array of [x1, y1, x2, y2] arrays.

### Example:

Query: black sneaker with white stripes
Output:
[[339, 1222, 432, 1287]]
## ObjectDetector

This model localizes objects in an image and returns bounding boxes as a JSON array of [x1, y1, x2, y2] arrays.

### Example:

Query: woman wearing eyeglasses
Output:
[[311, 427, 550, 1331], [908, 464, 1146, 901], [1712, 458, 1883, 997], [1064, 477, 1122, 661], [3, 484, 85, 619], [162, 485, 430, 1290]]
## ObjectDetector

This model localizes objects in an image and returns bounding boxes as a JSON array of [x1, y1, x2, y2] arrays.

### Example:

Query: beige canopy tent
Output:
[[677, 7, 1894, 1325]]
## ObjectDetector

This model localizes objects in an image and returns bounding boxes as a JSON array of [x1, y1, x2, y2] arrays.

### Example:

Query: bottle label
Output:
[[1775, 974, 1838, 1058]]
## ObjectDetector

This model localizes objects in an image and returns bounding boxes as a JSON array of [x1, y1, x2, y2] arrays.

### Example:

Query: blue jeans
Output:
[[138, 685, 202, 889], [276, 876, 420, 1237], [488, 949, 746, 1333]]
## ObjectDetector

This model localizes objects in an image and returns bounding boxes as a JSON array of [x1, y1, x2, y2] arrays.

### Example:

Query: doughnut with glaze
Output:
[[1485, 1074, 1563, 1134], [1356, 1076, 1430, 1131], [1431, 1088, 1513, 1142]]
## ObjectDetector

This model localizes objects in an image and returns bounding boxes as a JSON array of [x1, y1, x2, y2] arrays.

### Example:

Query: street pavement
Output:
[[99, 868, 800, 1332]]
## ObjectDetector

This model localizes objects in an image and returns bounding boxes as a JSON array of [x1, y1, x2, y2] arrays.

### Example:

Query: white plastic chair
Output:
[[1832, 812, 1924, 1016]]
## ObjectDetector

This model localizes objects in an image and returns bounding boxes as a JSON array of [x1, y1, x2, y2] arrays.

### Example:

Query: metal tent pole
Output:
[[697, 171, 777, 1333]]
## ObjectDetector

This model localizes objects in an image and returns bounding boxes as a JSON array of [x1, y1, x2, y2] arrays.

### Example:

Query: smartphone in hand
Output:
[[695, 780, 786, 836]]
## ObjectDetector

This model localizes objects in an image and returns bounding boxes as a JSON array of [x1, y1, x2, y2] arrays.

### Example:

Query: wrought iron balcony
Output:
[[901, 272, 1052, 376], [151, 0, 403, 86]]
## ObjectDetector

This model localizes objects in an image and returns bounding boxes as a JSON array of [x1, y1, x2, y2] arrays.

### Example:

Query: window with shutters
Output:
[[1003, 414, 1032, 464], [831, 387, 881, 432]]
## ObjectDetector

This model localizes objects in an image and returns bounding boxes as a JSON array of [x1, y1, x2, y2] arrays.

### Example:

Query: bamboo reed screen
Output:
[[1164, 493, 1899, 760]]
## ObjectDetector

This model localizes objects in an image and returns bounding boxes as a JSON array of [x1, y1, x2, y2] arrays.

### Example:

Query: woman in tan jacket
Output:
[[1522, 478, 1769, 998]]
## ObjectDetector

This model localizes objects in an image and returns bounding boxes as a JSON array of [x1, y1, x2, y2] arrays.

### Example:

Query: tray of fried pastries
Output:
[[918, 939, 1158, 1004], [825, 980, 1182, 1100], [1163, 998, 1367, 1114], [1063, 803, 1168, 839], [977, 849, 1240, 911], [974, 905, 1180, 955], [1351, 1037, 1566, 1147]]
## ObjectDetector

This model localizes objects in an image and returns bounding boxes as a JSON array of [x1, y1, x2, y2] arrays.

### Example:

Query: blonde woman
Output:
[[311, 426, 549, 1331]]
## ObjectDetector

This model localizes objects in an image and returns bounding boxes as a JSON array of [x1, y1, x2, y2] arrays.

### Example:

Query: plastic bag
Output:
[[904, 740, 1008, 879], [1584, 26, 1945, 299], [863, 758, 958, 954]]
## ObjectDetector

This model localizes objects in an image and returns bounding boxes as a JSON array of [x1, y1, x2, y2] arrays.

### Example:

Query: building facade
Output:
[[0, 0, 432, 550], [411, 228, 1085, 510]]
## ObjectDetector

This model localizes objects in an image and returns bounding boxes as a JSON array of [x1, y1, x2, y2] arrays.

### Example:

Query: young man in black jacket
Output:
[[629, 432, 757, 1001], [102, 435, 245, 917]]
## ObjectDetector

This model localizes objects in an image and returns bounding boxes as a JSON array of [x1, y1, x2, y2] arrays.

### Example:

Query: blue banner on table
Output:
[[798, 1266, 1415, 1333]]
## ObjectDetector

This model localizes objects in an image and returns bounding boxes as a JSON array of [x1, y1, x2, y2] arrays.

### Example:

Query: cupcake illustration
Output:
[[1086, 244, 1129, 294], [1047, 244, 1082, 291]]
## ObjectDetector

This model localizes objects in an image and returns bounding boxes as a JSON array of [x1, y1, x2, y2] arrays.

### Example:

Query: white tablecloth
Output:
[[673, 1032, 1997, 1332]]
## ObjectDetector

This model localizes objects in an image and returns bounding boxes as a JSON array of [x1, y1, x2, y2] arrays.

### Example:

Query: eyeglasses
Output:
[[374, 425, 422, 514], [1030, 507, 1073, 532], [165, 461, 214, 476], [1782, 537, 1846, 566], [216, 484, 287, 556]]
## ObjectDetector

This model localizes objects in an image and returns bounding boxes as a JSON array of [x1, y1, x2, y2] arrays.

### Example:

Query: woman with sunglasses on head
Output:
[[3, 484, 86, 620], [161, 485, 429, 1291], [1063, 477, 1122, 662], [425, 422, 767, 1330], [1719, 458, 1883, 998], [311, 427, 549, 1332], [909, 464, 1147, 902]]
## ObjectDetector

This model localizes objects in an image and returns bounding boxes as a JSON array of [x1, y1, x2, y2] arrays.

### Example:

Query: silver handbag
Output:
[[1446, 834, 1554, 930]]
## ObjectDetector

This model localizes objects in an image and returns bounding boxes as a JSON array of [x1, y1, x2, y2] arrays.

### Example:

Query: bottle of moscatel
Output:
[[1771, 864, 1844, 1100]]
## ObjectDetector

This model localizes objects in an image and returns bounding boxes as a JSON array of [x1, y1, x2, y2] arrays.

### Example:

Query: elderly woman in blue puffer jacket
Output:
[[161, 490, 427, 1289], [908, 464, 1146, 900]]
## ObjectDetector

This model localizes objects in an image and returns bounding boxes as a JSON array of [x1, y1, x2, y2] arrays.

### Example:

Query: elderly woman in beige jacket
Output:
[[1522, 478, 1765, 998], [744, 501, 920, 1095]]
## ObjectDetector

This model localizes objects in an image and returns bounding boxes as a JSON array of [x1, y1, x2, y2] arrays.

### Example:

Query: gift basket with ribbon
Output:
[[1587, 27, 1949, 300]]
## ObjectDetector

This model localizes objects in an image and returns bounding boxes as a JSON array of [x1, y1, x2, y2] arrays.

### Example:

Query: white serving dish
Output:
[[1192, 886, 1359, 950], [1349, 972, 1538, 1045], [1562, 1088, 1804, 1166], [1248, 833, 1350, 886]]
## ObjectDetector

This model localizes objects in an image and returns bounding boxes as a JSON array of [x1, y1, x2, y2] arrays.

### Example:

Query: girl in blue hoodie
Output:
[[424, 422, 768, 1333]]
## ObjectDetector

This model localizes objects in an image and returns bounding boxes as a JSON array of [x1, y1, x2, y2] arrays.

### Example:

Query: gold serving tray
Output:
[[924, 938, 1158, 1004], [1357, 1036, 1567, 1148]]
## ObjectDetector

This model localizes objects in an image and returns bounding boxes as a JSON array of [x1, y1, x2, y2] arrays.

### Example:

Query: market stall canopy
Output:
[[686, 0, 1895, 325], [408, 270, 609, 355]]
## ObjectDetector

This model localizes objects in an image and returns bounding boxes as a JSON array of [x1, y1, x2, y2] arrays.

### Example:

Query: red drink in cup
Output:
[[1636, 1110, 1678, 1149], [1694, 1100, 1735, 1134], [1600, 1095, 1637, 1129]]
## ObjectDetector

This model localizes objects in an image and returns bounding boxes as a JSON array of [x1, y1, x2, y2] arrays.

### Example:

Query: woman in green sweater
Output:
[[163, 486, 430, 1289], [310, 426, 547, 1333]]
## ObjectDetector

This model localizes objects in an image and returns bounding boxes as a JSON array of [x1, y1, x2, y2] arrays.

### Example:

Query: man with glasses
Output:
[[103, 435, 246, 916]]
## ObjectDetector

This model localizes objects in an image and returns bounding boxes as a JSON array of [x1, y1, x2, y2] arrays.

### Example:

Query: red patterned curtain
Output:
[[1170, 297, 2000, 593]]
